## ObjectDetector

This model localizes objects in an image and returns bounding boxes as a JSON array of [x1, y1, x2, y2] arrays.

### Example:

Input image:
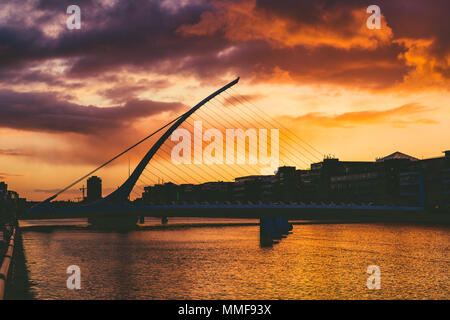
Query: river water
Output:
[[19, 218, 449, 299]]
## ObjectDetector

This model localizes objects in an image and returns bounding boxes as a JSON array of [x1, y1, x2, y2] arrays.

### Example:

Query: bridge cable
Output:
[[188, 108, 256, 177], [207, 97, 311, 168], [40, 114, 184, 203], [188, 101, 262, 178], [135, 133, 231, 193], [228, 88, 323, 159], [143, 124, 234, 183], [156, 102, 255, 182], [194, 101, 280, 175], [133, 98, 260, 195], [218, 93, 320, 164], [227, 88, 324, 159], [218, 93, 320, 166]]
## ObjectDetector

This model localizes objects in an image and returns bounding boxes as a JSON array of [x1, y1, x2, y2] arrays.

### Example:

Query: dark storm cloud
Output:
[[254, 0, 449, 79], [0, 26, 50, 68], [0, 89, 184, 134], [0, 0, 447, 87], [185, 41, 411, 88], [100, 79, 172, 103], [0, 1, 218, 72], [381, 0, 449, 66], [100, 84, 148, 103], [47, 0, 219, 76], [0, 68, 83, 88], [36, 0, 96, 11], [255, 0, 366, 26], [255, 0, 448, 39]]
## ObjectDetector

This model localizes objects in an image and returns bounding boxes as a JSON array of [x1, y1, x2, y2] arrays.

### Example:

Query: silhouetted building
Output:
[[400, 150, 450, 209], [297, 153, 420, 205], [296, 168, 320, 202], [297, 158, 372, 203], [275, 166, 297, 202], [0, 182, 7, 196], [233, 175, 275, 202], [198, 182, 233, 202], [399, 171, 424, 206], [0, 181, 22, 224], [178, 184, 196, 202], [141, 181, 233, 204], [87, 176, 102, 202], [135, 150, 449, 210], [329, 159, 411, 205], [142, 182, 178, 204], [376, 151, 419, 163]]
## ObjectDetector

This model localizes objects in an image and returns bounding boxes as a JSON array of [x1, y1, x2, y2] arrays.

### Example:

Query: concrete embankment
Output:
[[0, 228, 33, 300], [0, 227, 15, 299]]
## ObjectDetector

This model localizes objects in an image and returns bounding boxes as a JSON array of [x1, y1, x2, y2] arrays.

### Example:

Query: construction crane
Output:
[[79, 185, 86, 202]]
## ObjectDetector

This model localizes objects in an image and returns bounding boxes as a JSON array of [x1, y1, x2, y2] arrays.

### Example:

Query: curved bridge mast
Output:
[[98, 77, 240, 205]]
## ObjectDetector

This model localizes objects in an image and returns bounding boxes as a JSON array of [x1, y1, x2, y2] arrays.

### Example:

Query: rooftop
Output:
[[376, 151, 419, 163]]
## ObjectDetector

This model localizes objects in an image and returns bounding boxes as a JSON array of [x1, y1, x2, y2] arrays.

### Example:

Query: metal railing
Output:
[[0, 226, 15, 300]]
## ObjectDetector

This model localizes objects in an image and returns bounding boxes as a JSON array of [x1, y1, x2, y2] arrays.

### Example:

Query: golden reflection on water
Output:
[[20, 220, 449, 299]]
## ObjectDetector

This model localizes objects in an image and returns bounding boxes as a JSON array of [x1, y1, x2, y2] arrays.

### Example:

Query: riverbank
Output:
[[3, 230, 33, 300]]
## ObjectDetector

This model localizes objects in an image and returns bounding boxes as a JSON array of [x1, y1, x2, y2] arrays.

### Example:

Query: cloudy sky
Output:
[[0, 0, 449, 200]]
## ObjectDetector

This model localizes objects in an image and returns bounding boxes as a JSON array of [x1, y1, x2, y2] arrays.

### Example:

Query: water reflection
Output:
[[20, 219, 449, 299]]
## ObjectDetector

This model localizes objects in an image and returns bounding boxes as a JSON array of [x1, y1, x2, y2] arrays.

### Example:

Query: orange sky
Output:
[[0, 0, 449, 201]]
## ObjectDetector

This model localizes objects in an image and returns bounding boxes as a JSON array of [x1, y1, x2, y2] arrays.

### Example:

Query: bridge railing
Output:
[[0, 225, 15, 300]]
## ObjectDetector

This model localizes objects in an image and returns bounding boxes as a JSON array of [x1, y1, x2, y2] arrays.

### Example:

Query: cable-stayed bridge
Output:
[[27, 77, 424, 232]]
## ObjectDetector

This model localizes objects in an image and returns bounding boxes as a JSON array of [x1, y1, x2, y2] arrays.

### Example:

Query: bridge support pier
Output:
[[260, 218, 274, 247], [260, 217, 293, 247], [280, 217, 292, 235], [272, 217, 283, 240]]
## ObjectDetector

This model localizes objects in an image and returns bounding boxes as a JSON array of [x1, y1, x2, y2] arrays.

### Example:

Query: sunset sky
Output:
[[0, 0, 449, 201]]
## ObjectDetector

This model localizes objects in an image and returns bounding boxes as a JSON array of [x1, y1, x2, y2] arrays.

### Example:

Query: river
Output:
[[19, 218, 449, 299]]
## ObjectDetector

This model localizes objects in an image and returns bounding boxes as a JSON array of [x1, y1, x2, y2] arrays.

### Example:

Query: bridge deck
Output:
[[25, 203, 426, 221]]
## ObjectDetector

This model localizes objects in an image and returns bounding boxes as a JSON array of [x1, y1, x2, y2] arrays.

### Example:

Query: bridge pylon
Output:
[[95, 77, 240, 206]]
